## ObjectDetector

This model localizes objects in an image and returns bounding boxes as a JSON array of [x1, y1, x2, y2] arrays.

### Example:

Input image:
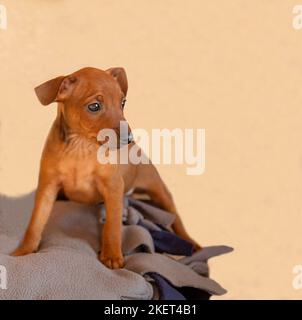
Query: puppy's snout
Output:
[[120, 131, 133, 145], [118, 122, 133, 146], [127, 132, 134, 144]]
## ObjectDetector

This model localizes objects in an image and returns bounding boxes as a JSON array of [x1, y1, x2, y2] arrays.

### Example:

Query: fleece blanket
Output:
[[0, 192, 233, 300]]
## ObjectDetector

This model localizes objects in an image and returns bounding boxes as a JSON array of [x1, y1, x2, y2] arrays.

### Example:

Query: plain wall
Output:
[[1, 0, 302, 299]]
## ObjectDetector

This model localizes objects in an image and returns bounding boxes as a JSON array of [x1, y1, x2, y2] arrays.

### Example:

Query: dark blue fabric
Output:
[[97, 199, 212, 300], [149, 229, 194, 256], [138, 221, 194, 256], [147, 272, 186, 300], [147, 272, 211, 300]]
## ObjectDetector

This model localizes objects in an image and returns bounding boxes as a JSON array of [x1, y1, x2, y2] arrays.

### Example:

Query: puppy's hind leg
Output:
[[133, 163, 202, 251]]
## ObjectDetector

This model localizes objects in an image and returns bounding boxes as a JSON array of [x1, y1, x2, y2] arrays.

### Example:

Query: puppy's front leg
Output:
[[97, 176, 124, 269], [11, 181, 59, 256]]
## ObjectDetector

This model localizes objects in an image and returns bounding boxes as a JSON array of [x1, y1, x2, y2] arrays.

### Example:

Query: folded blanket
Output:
[[0, 192, 233, 300]]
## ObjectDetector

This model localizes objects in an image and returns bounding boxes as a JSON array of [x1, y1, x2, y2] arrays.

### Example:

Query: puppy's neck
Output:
[[56, 104, 68, 142]]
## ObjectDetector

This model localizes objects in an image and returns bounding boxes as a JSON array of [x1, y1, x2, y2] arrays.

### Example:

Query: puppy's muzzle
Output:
[[120, 131, 134, 145], [115, 123, 134, 148]]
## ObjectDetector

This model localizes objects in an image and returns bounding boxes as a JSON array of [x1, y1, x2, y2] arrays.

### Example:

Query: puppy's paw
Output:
[[11, 246, 37, 257], [99, 252, 125, 269]]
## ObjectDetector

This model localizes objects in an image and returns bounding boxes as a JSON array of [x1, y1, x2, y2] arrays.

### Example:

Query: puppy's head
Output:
[[35, 67, 132, 143]]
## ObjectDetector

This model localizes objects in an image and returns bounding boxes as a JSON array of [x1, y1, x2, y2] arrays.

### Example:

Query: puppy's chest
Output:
[[58, 155, 99, 202]]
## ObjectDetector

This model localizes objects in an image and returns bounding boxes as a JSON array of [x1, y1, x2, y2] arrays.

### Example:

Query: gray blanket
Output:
[[0, 192, 232, 300]]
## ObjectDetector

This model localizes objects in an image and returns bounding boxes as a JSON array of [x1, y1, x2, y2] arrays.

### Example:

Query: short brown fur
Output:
[[12, 67, 201, 269]]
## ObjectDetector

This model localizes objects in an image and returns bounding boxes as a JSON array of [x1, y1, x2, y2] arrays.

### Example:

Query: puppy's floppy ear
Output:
[[35, 75, 77, 106], [35, 76, 65, 106], [106, 67, 128, 96]]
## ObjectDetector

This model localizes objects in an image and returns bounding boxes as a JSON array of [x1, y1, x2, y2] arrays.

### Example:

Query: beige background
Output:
[[1, 0, 302, 299]]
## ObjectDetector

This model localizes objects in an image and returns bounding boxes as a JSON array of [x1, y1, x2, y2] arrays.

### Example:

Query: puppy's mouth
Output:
[[97, 122, 134, 149], [121, 131, 134, 144], [111, 126, 134, 149]]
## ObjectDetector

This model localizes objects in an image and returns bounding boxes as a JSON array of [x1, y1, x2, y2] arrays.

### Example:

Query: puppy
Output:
[[12, 67, 201, 269]]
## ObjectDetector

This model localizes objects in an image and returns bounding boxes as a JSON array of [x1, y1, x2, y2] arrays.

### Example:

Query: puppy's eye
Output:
[[87, 103, 102, 112], [121, 99, 126, 110]]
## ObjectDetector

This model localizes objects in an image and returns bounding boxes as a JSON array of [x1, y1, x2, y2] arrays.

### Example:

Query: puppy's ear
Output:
[[35, 75, 77, 106], [106, 67, 128, 96]]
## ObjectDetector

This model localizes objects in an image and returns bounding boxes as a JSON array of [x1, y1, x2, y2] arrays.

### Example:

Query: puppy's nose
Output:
[[119, 130, 134, 146], [120, 132, 133, 145], [128, 132, 134, 144]]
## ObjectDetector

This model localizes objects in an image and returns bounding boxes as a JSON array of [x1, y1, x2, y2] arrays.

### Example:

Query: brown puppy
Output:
[[12, 67, 201, 269]]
